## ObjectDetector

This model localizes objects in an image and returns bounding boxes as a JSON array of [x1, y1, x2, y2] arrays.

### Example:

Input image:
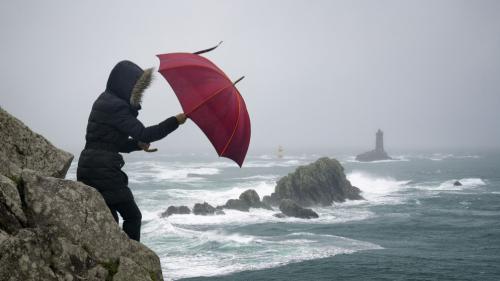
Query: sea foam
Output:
[[347, 171, 411, 204], [143, 223, 382, 281]]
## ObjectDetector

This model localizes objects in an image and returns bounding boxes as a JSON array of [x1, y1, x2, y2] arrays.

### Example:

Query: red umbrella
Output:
[[157, 44, 251, 167]]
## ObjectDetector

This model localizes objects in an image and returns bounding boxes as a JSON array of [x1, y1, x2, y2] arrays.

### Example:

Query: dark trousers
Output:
[[107, 200, 142, 241]]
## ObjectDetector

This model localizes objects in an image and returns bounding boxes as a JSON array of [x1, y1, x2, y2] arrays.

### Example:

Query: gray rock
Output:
[[122, 239, 163, 281], [238, 189, 273, 210], [239, 189, 260, 206], [0, 108, 73, 179], [193, 202, 216, 215], [21, 169, 130, 260], [453, 181, 462, 186], [223, 199, 250, 212], [0, 228, 59, 281], [279, 199, 319, 219], [12, 170, 164, 280], [86, 265, 109, 281], [215, 210, 225, 215], [270, 157, 363, 207], [0, 109, 164, 280], [262, 195, 273, 206], [260, 202, 273, 210], [222, 189, 273, 212], [0, 175, 27, 233], [0, 229, 9, 246], [114, 256, 153, 281], [273, 213, 287, 218], [161, 205, 191, 217]]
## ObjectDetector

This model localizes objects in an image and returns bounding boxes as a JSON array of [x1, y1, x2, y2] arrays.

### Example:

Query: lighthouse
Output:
[[355, 129, 392, 162], [375, 129, 384, 152]]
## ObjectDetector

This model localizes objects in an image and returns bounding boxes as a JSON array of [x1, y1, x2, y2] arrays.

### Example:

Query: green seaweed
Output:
[[100, 259, 119, 281], [149, 271, 158, 281]]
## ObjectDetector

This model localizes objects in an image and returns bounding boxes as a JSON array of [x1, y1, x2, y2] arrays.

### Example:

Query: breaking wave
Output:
[[142, 221, 382, 281]]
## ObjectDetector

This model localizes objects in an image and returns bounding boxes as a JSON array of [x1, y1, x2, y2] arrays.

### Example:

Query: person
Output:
[[77, 60, 186, 241]]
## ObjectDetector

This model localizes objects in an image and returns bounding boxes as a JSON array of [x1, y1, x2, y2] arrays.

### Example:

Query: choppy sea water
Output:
[[66, 151, 500, 280]]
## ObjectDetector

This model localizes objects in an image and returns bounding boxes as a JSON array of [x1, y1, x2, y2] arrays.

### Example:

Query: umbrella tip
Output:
[[233, 76, 245, 85], [193, 41, 224, 55]]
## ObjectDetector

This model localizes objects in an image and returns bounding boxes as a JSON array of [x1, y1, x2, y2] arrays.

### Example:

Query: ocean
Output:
[[66, 150, 500, 281]]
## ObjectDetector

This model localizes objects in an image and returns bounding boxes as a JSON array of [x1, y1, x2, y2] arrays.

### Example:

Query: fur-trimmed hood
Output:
[[106, 60, 153, 109]]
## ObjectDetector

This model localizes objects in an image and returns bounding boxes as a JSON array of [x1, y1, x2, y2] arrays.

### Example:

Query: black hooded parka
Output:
[[77, 61, 179, 204]]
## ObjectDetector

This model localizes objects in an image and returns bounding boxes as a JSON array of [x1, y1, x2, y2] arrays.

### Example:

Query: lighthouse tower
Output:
[[355, 128, 392, 161], [375, 129, 384, 152]]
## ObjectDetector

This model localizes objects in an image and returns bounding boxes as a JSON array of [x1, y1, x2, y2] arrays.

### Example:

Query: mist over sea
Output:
[[67, 150, 500, 281]]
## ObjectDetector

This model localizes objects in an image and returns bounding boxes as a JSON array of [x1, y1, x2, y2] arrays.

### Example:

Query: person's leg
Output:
[[112, 200, 142, 241], [107, 204, 119, 223]]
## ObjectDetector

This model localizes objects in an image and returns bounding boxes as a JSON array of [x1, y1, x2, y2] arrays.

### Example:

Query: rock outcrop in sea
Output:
[[161, 159, 359, 220], [223, 189, 272, 212], [355, 129, 393, 162], [278, 199, 319, 219], [0, 108, 163, 281], [161, 206, 191, 217], [193, 202, 216, 215], [263, 157, 363, 207]]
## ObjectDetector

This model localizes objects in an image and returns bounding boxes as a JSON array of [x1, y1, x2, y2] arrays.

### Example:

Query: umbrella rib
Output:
[[186, 84, 233, 116], [220, 92, 241, 157], [160, 64, 231, 81]]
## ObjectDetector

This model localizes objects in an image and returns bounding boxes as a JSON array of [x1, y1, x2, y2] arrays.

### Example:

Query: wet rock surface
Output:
[[278, 199, 319, 219], [193, 202, 216, 215], [161, 205, 191, 217], [266, 157, 363, 207]]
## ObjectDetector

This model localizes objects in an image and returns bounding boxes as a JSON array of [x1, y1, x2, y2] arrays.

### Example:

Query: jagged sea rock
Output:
[[278, 199, 318, 219], [239, 189, 272, 210], [239, 189, 260, 206], [273, 213, 287, 218], [224, 199, 250, 212], [454, 181, 462, 186], [0, 107, 73, 179], [193, 202, 216, 215], [267, 157, 363, 207], [262, 195, 273, 206], [0, 108, 164, 281], [224, 189, 273, 212], [161, 205, 191, 217]]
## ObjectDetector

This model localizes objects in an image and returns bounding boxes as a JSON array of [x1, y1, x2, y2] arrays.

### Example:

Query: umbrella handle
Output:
[[193, 41, 223, 55]]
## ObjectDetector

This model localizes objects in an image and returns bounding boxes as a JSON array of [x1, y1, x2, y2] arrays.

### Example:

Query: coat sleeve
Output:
[[119, 138, 141, 153], [111, 105, 180, 143]]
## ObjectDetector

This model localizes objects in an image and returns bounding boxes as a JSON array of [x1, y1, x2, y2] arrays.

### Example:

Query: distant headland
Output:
[[355, 129, 393, 162]]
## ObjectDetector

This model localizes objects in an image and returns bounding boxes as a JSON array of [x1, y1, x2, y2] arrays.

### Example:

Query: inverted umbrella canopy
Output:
[[157, 50, 251, 167]]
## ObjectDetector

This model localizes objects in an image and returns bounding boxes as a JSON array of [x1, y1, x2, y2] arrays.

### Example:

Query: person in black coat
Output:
[[77, 60, 186, 241]]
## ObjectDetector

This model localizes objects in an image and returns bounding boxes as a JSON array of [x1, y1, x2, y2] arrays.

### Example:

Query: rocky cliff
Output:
[[263, 157, 363, 207], [0, 107, 163, 281]]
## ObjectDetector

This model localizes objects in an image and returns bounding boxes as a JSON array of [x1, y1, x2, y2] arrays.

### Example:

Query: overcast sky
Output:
[[1, 0, 499, 156]]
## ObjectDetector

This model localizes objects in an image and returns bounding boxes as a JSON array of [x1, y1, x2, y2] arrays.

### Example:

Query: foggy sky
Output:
[[1, 0, 500, 156]]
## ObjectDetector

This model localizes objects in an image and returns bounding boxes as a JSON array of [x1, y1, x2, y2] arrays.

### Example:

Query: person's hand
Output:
[[176, 113, 187, 125], [138, 141, 158, 153]]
